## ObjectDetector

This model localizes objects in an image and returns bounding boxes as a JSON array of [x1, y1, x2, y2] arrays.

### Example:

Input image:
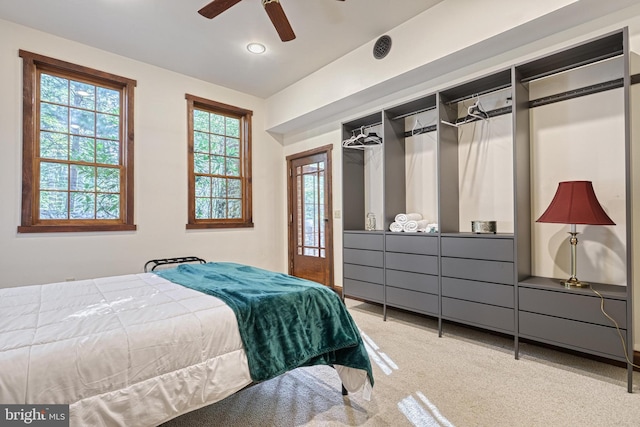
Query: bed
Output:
[[0, 258, 373, 426]]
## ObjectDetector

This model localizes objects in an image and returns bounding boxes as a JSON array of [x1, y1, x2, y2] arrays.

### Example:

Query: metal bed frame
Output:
[[143, 256, 206, 272]]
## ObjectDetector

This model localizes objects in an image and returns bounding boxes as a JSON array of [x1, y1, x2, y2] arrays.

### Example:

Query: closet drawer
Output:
[[387, 287, 438, 316], [386, 269, 438, 294], [343, 278, 383, 303], [519, 311, 625, 359], [442, 277, 513, 308], [344, 263, 384, 285], [442, 297, 514, 333], [441, 236, 514, 262], [386, 252, 438, 275], [518, 287, 626, 328], [343, 248, 383, 268], [385, 234, 438, 255], [441, 257, 513, 285], [344, 232, 384, 250]]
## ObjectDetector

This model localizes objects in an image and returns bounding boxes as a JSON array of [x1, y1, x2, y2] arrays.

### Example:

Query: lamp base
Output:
[[561, 277, 590, 288]]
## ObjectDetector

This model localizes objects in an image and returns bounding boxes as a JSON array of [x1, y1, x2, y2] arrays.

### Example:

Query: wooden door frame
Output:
[[286, 144, 334, 288]]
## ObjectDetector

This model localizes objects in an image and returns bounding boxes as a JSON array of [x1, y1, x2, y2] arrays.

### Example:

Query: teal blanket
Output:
[[156, 262, 373, 385]]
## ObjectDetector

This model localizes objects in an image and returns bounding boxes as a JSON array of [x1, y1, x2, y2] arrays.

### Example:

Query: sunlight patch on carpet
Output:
[[360, 329, 398, 375], [398, 393, 455, 427], [416, 392, 454, 427]]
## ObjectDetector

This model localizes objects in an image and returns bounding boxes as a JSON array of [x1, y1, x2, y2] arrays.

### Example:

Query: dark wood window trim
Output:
[[18, 50, 136, 233], [185, 94, 253, 229]]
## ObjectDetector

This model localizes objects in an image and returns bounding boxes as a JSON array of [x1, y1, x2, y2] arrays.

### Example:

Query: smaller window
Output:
[[186, 94, 253, 229]]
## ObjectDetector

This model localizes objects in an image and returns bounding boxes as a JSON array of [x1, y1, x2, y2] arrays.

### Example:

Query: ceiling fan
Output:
[[198, 0, 345, 42]]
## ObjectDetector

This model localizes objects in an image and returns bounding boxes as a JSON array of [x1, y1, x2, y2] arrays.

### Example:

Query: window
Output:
[[18, 50, 136, 233], [186, 94, 253, 229]]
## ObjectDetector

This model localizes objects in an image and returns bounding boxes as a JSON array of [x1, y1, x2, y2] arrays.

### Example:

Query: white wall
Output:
[[530, 85, 626, 285], [0, 19, 286, 287], [456, 93, 514, 234], [404, 111, 438, 227]]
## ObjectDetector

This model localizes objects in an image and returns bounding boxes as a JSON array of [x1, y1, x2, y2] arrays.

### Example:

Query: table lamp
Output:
[[536, 181, 615, 288]]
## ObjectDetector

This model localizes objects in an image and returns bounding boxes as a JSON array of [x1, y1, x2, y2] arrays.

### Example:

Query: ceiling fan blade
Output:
[[198, 0, 242, 19], [263, 0, 296, 42]]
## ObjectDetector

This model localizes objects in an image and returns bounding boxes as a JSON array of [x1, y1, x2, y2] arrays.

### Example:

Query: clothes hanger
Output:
[[343, 127, 366, 149], [363, 129, 382, 145], [342, 129, 358, 147], [440, 95, 489, 128], [354, 126, 367, 144], [343, 125, 382, 149], [411, 118, 424, 136], [467, 95, 489, 121]]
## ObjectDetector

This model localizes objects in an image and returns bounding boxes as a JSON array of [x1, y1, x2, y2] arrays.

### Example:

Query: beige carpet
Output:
[[161, 299, 640, 427]]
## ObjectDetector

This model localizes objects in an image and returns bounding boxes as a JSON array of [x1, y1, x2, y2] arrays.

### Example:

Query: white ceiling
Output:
[[0, 0, 444, 98]]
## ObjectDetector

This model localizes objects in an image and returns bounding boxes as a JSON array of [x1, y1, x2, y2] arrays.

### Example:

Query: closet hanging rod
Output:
[[435, 74, 637, 127], [390, 106, 436, 121], [436, 75, 637, 126], [347, 121, 382, 132], [528, 78, 622, 108], [442, 105, 512, 127], [403, 124, 437, 137], [443, 84, 512, 106], [528, 73, 640, 108]]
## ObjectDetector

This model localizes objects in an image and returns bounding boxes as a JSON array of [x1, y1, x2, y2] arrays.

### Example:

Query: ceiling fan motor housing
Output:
[[373, 35, 392, 59]]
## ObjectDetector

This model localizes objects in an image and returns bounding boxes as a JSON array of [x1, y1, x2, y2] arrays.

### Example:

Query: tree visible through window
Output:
[[18, 50, 136, 233], [186, 94, 253, 229]]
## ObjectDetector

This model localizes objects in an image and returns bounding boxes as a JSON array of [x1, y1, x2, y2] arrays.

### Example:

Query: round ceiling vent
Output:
[[373, 35, 392, 60]]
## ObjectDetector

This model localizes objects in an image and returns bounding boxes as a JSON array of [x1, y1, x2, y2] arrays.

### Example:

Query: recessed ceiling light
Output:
[[246, 43, 266, 54]]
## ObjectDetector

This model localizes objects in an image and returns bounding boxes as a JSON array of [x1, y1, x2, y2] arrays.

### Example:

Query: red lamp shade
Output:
[[536, 181, 615, 225]]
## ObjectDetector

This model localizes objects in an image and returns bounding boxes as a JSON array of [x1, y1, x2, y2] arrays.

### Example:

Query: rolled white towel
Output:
[[394, 213, 423, 224], [416, 220, 429, 232], [389, 222, 404, 232], [403, 220, 419, 232]]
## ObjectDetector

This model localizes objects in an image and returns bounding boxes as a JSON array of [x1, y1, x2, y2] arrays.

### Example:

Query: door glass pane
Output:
[[304, 173, 318, 248], [295, 160, 327, 260], [296, 173, 302, 247], [304, 248, 319, 256], [302, 163, 318, 173], [319, 171, 325, 252]]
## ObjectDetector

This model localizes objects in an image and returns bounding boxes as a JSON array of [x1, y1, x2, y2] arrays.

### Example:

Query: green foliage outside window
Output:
[[38, 73, 121, 221], [193, 109, 242, 220]]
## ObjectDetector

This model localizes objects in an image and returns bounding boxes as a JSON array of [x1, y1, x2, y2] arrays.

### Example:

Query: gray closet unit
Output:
[[440, 234, 515, 334], [512, 28, 633, 391], [385, 233, 439, 316], [343, 231, 384, 303], [437, 69, 518, 336], [383, 95, 440, 317], [342, 112, 385, 304], [341, 28, 633, 391]]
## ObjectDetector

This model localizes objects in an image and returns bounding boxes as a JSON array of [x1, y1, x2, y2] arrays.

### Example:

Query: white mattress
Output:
[[0, 273, 253, 426], [0, 272, 371, 426]]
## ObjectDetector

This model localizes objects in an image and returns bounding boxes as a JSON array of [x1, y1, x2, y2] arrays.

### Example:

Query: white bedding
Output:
[[0, 272, 370, 426], [0, 273, 252, 426]]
